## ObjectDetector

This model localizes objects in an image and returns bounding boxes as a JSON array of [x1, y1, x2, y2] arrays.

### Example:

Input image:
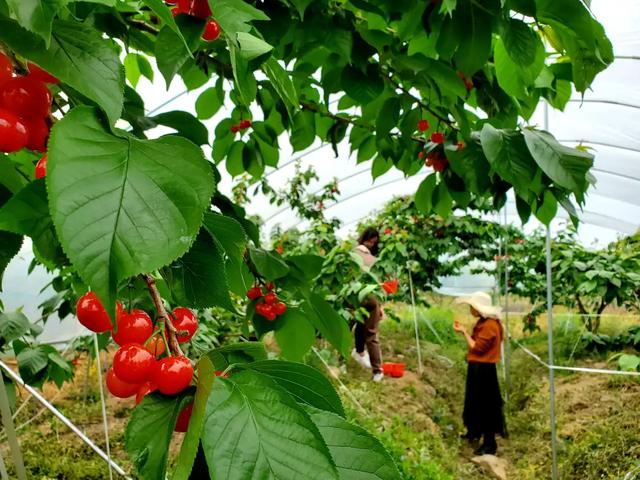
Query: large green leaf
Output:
[[155, 15, 204, 87], [47, 107, 214, 320], [303, 293, 351, 357], [201, 369, 339, 479], [305, 406, 402, 480], [249, 247, 290, 280], [247, 360, 345, 417], [0, 232, 21, 291], [480, 125, 536, 194], [375, 98, 400, 137], [236, 32, 273, 60], [274, 309, 316, 362], [150, 111, 209, 146], [0, 180, 60, 264], [286, 255, 324, 282], [414, 174, 437, 214], [501, 18, 543, 68], [164, 229, 234, 311], [207, 342, 268, 370], [0, 311, 31, 349], [341, 66, 384, 105], [126, 394, 194, 480], [453, 0, 493, 74], [0, 18, 124, 125], [446, 142, 491, 195], [173, 358, 216, 480], [202, 212, 247, 260], [195, 87, 223, 120], [16, 345, 49, 385], [212, 0, 269, 38], [262, 58, 299, 120], [290, 110, 317, 152], [141, 0, 191, 52], [522, 129, 593, 194]]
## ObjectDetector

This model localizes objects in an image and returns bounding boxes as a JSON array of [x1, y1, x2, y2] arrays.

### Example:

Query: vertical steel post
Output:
[[407, 264, 424, 375], [546, 226, 560, 480], [0, 372, 26, 480]]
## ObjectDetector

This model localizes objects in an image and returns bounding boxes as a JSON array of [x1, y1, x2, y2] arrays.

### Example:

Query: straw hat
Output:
[[455, 291, 502, 319]]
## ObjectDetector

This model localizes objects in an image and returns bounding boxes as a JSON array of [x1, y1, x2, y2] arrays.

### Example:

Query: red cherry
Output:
[[430, 132, 444, 144], [171, 7, 181, 16], [247, 286, 263, 300], [191, 0, 212, 18], [215, 370, 229, 378], [145, 335, 166, 358], [112, 309, 153, 346], [24, 117, 49, 152], [106, 368, 140, 398], [0, 76, 52, 119], [265, 311, 277, 322], [239, 119, 251, 129], [264, 292, 278, 305], [275, 245, 284, 255], [203, 20, 221, 41], [384, 227, 392, 235], [255, 302, 268, 317], [113, 344, 155, 384], [177, 0, 192, 12], [165, 0, 178, 4], [27, 63, 59, 84], [417, 120, 429, 132], [35, 154, 48, 179], [76, 292, 114, 333], [172, 307, 198, 342], [457, 141, 466, 151], [418, 151, 425, 160], [135, 381, 157, 405], [174, 402, 194, 432], [0, 53, 14, 88], [154, 356, 193, 395], [273, 302, 287, 316], [230, 124, 240, 133], [0, 108, 28, 153], [432, 155, 449, 173], [265, 282, 275, 292]]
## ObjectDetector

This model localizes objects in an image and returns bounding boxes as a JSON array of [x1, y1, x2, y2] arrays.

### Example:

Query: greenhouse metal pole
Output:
[[0, 450, 9, 480], [0, 360, 131, 478], [545, 226, 559, 480], [502, 206, 511, 402], [0, 371, 26, 480], [407, 263, 424, 375], [94, 334, 114, 480]]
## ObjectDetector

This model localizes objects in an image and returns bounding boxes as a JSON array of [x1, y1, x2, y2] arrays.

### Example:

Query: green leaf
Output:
[[226, 141, 245, 176], [262, 58, 299, 120], [236, 32, 273, 60], [303, 293, 351, 357], [165, 229, 235, 311], [155, 15, 204, 87], [357, 136, 377, 164], [305, 406, 402, 480], [0, 18, 124, 125], [16, 346, 49, 384], [375, 98, 400, 137], [124, 53, 142, 88], [0, 311, 31, 349], [126, 393, 193, 480], [290, 110, 316, 152], [274, 309, 316, 362], [229, 41, 257, 105], [494, 39, 526, 99], [433, 182, 453, 218], [446, 142, 491, 195], [522, 129, 594, 194], [453, 1, 492, 75], [290, 0, 313, 19], [249, 247, 290, 280], [480, 125, 536, 194], [173, 358, 216, 480], [618, 354, 640, 372], [341, 66, 384, 105], [141, 0, 191, 53], [151, 111, 209, 146], [414, 174, 437, 214], [201, 369, 339, 480], [207, 342, 268, 371], [534, 190, 558, 225], [286, 254, 324, 281], [0, 180, 60, 265], [502, 18, 543, 68], [0, 232, 21, 291], [47, 107, 214, 321], [202, 212, 247, 260], [195, 87, 223, 120], [213, 0, 269, 38], [247, 360, 345, 417], [5, 0, 65, 44], [372, 155, 393, 180]]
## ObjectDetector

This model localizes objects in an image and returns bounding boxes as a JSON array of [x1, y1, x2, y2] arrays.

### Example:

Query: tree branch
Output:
[[143, 274, 183, 356]]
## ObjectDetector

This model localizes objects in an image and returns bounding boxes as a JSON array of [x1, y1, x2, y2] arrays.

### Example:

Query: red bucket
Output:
[[382, 362, 406, 378]]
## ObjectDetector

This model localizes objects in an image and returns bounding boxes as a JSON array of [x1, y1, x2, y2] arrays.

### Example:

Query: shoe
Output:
[[473, 442, 497, 456], [372, 372, 384, 382], [351, 349, 371, 369]]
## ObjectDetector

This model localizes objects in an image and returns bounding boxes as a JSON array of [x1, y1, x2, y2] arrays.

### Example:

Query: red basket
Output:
[[381, 362, 406, 378]]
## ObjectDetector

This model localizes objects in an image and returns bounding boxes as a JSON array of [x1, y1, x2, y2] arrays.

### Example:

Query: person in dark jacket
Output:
[[453, 291, 507, 455]]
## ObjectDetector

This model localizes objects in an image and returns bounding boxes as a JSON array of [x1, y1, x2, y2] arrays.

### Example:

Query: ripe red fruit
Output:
[[0, 76, 52, 119], [145, 335, 166, 358], [275, 245, 284, 255], [175, 402, 194, 432], [457, 141, 466, 151], [76, 292, 113, 333], [418, 151, 425, 160], [239, 119, 251, 129], [384, 227, 392, 235], [0, 108, 28, 153], [177, 0, 192, 12], [382, 279, 399, 295], [264, 292, 278, 305], [430, 132, 444, 144], [165, 0, 178, 4], [27, 63, 59, 84], [113, 344, 155, 384], [230, 124, 240, 133], [135, 381, 157, 405], [265, 310, 277, 321], [417, 119, 429, 132], [106, 368, 140, 398], [112, 309, 153, 346], [154, 356, 193, 395], [24, 117, 49, 152], [432, 155, 448, 173], [190, 0, 212, 18], [464, 78, 474, 91], [172, 307, 198, 342], [203, 20, 221, 41], [247, 286, 263, 300], [273, 302, 287, 316], [0, 53, 14, 88], [35, 154, 48, 179], [265, 282, 275, 292]]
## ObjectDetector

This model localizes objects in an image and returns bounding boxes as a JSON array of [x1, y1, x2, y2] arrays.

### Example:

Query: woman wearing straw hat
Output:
[[453, 291, 507, 455]]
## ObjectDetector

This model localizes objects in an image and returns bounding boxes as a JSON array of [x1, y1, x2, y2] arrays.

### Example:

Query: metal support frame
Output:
[[0, 360, 131, 479], [407, 263, 424, 375], [546, 226, 560, 480], [502, 207, 511, 402], [0, 371, 26, 479], [94, 334, 114, 480]]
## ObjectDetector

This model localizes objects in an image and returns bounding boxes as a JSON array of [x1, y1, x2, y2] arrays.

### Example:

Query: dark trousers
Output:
[[463, 362, 507, 444], [354, 297, 382, 374]]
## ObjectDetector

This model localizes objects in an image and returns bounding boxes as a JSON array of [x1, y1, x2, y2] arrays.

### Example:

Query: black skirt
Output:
[[463, 362, 507, 438]]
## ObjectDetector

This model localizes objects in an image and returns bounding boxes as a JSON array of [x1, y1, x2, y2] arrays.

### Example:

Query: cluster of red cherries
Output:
[[168, 0, 221, 41], [0, 53, 57, 176], [76, 292, 199, 429], [381, 279, 399, 295], [230, 119, 252, 134], [247, 283, 287, 321]]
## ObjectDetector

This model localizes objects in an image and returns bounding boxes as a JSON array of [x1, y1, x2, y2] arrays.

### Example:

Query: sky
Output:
[[1, 0, 638, 342]]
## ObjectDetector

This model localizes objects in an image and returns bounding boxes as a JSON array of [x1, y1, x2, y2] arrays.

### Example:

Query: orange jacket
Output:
[[467, 318, 503, 364]]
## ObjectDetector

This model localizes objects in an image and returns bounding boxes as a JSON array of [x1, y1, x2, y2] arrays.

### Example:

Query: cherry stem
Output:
[[143, 274, 183, 357]]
